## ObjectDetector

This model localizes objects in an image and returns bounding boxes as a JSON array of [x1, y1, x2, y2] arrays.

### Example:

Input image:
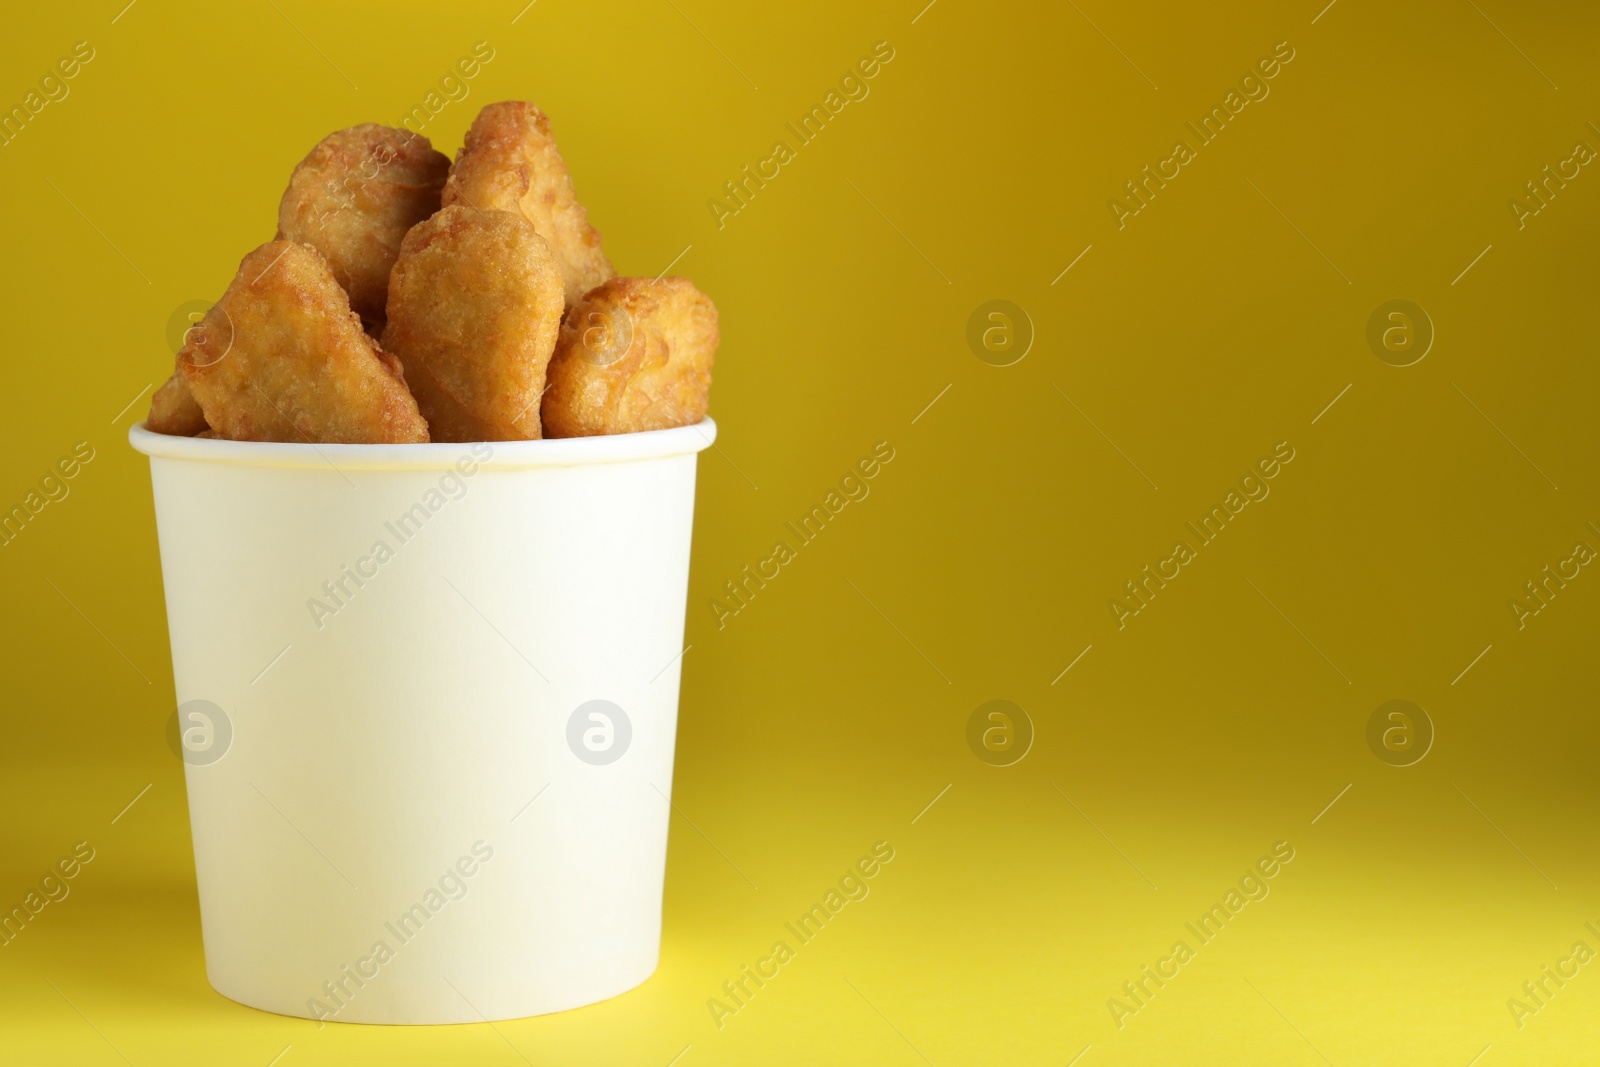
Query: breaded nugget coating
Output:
[[381, 205, 565, 441], [179, 241, 429, 444], [277, 124, 449, 331], [147, 370, 209, 436], [442, 101, 613, 307], [542, 277, 717, 438]]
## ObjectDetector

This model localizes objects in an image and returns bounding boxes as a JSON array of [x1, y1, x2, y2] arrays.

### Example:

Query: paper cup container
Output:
[[130, 419, 716, 1024]]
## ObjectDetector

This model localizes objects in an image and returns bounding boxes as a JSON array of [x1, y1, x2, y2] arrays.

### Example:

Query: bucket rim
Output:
[[129, 417, 718, 471]]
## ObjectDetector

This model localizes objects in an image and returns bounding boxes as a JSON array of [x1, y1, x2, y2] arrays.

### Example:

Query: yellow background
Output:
[[2, 0, 1597, 1063]]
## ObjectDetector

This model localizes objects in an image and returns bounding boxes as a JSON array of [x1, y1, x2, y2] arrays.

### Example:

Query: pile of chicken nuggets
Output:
[[148, 101, 717, 444]]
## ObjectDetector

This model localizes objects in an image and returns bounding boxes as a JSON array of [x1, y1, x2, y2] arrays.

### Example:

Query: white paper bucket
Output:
[[130, 419, 716, 1024]]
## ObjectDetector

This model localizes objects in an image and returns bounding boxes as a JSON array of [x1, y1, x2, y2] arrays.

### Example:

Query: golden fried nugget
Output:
[[277, 124, 449, 331], [442, 101, 613, 307], [381, 205, 565, 441], [179, 241, 429, 444], [542, 277, 716, 438], [147, 370, 209, 436]]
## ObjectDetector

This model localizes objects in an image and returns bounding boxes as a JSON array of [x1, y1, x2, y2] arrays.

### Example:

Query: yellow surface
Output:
[[2, 0, 1598, 1063]]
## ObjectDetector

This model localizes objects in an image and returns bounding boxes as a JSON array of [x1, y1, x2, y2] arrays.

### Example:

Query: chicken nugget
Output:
[[277, 124, 449, 332], [179, 241, 429, 444], [381, 205, 565, 441], [147, 370, 209, 436], [542, 277, 717, 438], [442, 101, 613, 307]]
